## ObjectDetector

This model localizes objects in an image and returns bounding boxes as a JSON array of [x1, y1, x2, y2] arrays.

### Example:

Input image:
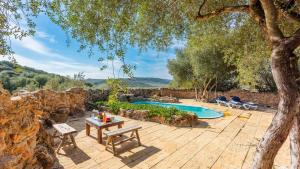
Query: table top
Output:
[[85, 117, 124, 127]]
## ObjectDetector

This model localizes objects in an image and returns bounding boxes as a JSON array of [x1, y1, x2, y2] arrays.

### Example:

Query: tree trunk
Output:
[[290, 113, 300, 169], [202, 77, 212, 100], [194, 87, 198, 101], [253, 44, 300, 169]]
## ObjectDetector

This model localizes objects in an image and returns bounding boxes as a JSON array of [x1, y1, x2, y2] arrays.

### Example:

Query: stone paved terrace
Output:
[[55, 99, 290, 169]]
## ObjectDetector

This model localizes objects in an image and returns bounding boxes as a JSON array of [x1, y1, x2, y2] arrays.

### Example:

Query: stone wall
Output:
[[211, 90, 279, 108], [0, 87, 89, 169], [84, 88, 278, 107], [126, 88, 279, 108], [31, 88, 88, 122], [0, 88, 54, 169]]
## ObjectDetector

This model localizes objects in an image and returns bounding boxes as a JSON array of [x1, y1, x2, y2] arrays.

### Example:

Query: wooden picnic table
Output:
[[85, 117, 124, 144]]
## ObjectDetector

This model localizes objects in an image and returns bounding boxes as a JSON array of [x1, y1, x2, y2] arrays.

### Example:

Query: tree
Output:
[[44, 76, 61, 91], [3, 0, 300, 167], [106, 78, 128, 104], [34, 75, 48, 88], [168, 46, 234, 100], [0, 0, 37, 58]]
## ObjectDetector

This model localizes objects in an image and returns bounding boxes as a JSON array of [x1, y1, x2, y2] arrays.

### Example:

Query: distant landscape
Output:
[[86, 77, 171, 89], [0, 61, 171, 92]]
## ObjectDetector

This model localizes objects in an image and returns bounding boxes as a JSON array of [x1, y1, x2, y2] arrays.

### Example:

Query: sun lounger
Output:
[[216, 96, 229, 106], [229, 96, 258, 110], [242, 102, 258, 110], [228, 100, 243, 109]]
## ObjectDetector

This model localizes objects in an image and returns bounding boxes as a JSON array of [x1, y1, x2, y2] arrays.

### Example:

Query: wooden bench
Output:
[[104, 125, 142, 155], [53, 123, 77, 153]]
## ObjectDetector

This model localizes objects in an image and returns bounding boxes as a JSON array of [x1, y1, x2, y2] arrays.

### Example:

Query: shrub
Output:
[[99, 101, 188, 122]]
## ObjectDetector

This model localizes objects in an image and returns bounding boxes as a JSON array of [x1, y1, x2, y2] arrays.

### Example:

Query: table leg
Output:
[[70, 134, 77, 148], [57, 135, 66, 153], [118, 123, 123, 128], [86, 123, 90, 136], [98, 128, 103, 144]]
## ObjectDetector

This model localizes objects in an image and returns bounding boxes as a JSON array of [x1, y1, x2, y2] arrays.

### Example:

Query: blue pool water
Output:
[[132, 101, 223, 119]]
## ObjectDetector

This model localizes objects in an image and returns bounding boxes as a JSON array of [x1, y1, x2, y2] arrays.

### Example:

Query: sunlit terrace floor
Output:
[[56, 99, 290, 169]]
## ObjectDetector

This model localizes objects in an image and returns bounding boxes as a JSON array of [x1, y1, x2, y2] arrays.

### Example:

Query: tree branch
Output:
[[198, 0, 207, 17], [196, 5, 250, 20], [275, 0, 300, 23], [260, 0, 284, 44], [287, 28, 300, 50]]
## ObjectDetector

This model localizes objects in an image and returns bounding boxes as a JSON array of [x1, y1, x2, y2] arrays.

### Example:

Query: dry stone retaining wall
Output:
[[0, 87, 89, 169]]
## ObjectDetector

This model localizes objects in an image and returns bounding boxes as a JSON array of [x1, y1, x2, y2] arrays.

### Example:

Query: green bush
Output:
[[108, 102, 121, 115], [99, 101, 188, 122]]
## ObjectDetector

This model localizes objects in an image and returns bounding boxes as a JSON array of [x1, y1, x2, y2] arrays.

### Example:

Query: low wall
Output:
[[127, 88, 279, 108]]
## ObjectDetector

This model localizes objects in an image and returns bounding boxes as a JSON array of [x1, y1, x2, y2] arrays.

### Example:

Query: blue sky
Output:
[[1, 14, 185, 79]]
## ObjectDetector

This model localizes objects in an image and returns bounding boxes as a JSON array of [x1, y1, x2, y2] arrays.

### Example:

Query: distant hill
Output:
[[0, 61, 88, 92], [86, 77, 171, 89], [0, 61, 171, 91]]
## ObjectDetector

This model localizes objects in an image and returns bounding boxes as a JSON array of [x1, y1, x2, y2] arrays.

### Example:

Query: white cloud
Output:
[[36, 31, 56, 43], [12, 36, 70, 61]]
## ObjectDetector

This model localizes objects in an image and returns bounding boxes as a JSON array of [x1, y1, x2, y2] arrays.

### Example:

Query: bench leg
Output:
[[135, 130, 141, 146], [105, 136, 111, 150], [111, 136, 116, 156], [86, 123, 90, 136], [130, 131, 135, 137], [70, 134, 77, 148], [57, 135, 67, 153]]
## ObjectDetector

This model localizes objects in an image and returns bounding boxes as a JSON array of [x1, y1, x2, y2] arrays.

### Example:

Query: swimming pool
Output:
[[132, 101, 223, 119]]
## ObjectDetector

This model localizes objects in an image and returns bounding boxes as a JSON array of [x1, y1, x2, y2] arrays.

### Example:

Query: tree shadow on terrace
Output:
[[109, 140, 161, 168], [58, 145, 91, 165]]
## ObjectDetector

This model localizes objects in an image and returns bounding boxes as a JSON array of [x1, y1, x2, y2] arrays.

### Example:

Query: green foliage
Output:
[[44, 76, 61, 91], [1, 0, 37, 56], [0, 61, 93, 92], [106, 78, 128, 104], [223, 18, 276, 91], [102, 101, 188, 122], [168, 40, 235, 99], [168, 16, 277, 92], [108, 102, 121, 115], [34, 75, 48, 87]]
